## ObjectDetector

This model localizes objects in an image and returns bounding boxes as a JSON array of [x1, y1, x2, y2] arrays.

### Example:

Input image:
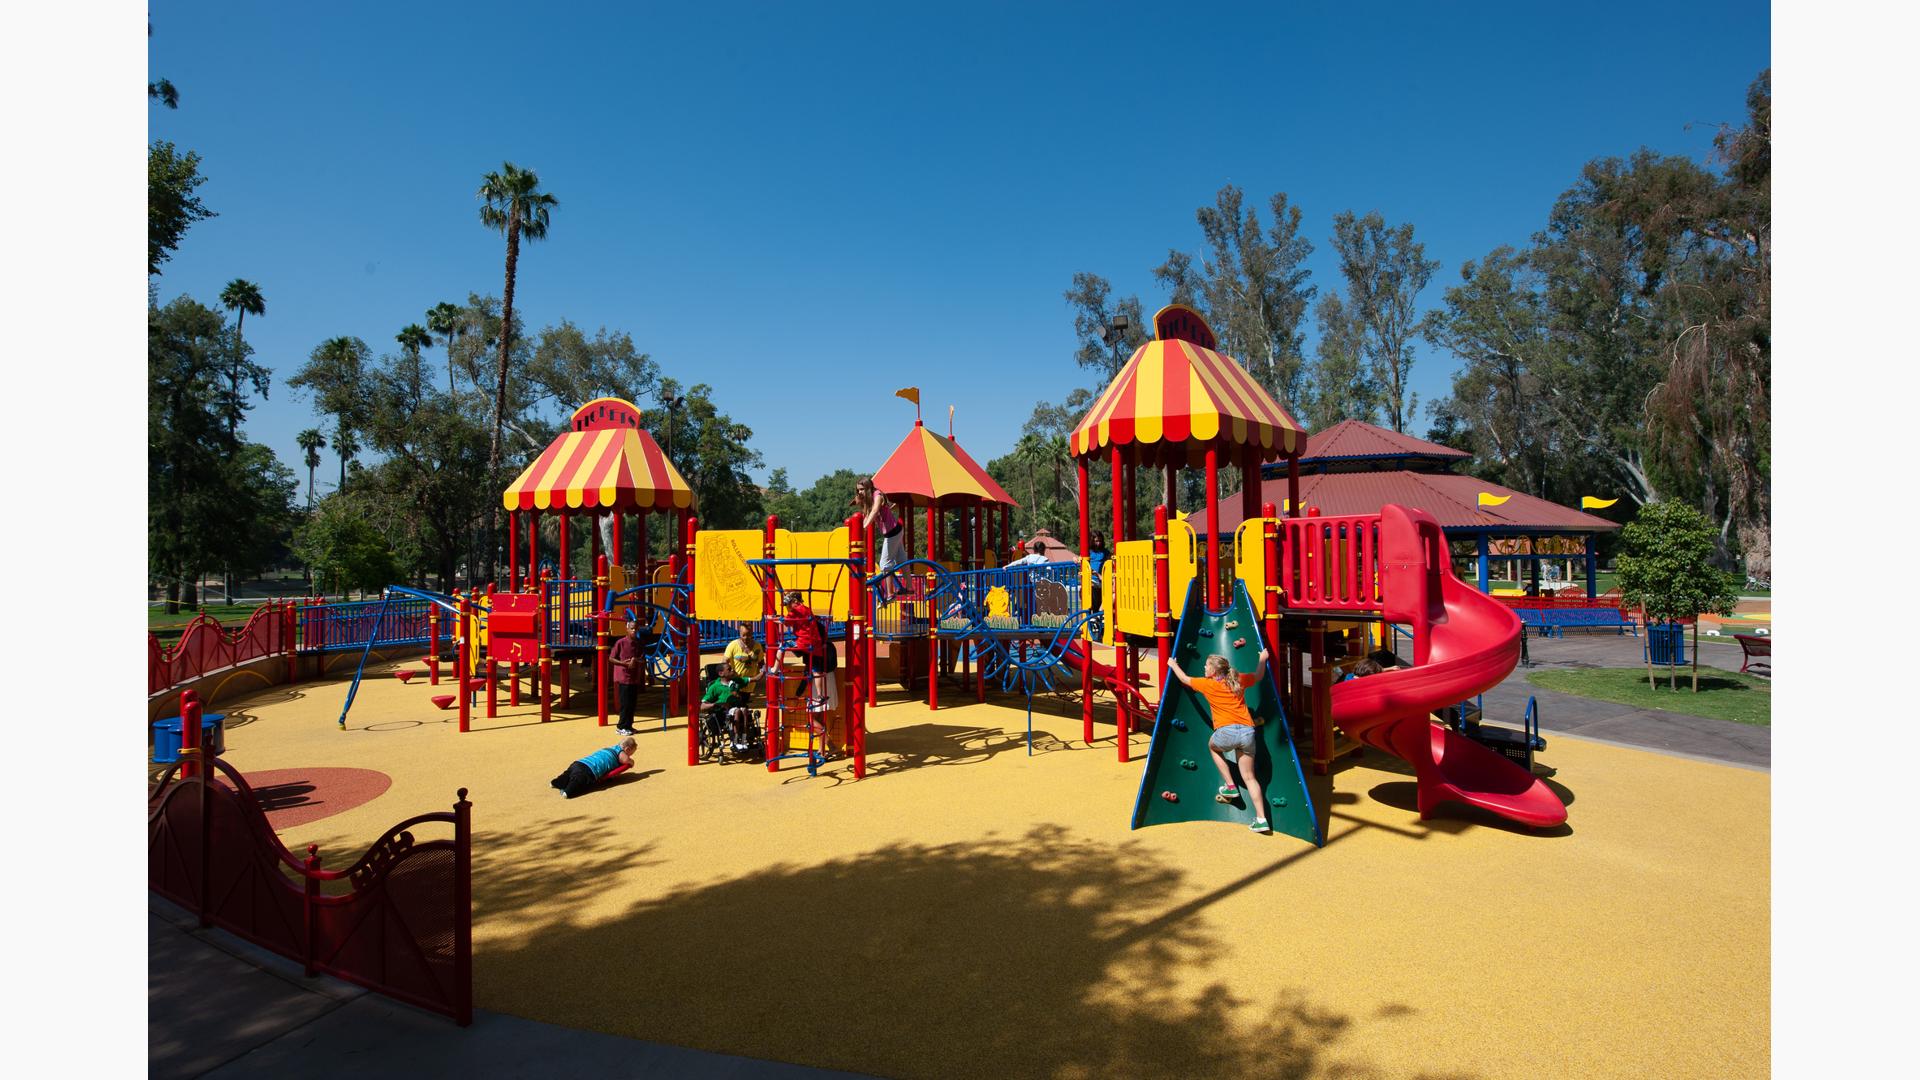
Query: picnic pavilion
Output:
[[1217, 420, 1621, 597]]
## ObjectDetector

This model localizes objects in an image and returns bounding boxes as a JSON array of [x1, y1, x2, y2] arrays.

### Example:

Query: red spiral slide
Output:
[[1328, 505, 1567, 828]]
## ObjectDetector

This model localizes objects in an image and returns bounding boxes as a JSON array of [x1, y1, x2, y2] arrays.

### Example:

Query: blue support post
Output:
[[1476, 533, 1490, 593], [1585, 534, 1598, 598]]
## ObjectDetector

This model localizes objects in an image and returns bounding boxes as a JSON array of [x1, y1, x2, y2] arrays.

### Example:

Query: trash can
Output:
[[151, 713, 227, 764], [1647, 624, 1687, 666]]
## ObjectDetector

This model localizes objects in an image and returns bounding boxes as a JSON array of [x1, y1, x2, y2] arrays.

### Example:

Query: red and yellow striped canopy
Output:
[[873, 422, 1018, 508], [503, 397, 695, 512], [1070, 305, 1307, 465]]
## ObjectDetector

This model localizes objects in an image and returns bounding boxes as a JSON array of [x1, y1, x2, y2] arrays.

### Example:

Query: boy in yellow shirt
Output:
[[1167, 646, 1272, 833]]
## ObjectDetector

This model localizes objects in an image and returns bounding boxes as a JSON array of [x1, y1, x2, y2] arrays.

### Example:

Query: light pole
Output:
[[660, 392, 685, 464]]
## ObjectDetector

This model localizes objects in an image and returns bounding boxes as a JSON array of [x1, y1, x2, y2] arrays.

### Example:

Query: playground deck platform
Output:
[[170, 660, 1770, 1080]]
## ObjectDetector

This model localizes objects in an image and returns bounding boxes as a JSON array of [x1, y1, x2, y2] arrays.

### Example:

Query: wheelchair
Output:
[[697, 669, 764, 764]]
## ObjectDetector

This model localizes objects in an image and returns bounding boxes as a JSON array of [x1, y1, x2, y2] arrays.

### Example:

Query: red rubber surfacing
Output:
[[237, 767, 393, 830]]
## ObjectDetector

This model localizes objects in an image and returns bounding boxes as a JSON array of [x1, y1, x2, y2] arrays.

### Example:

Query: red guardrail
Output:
[[1278, 513, 1384, 612], [148, 602, 296, 696], [148, 748, 473, 1025]]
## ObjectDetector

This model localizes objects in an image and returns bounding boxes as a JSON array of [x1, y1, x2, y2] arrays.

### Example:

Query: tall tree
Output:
[[396, 323, 433, 402], [1155, 186, 1317, 407], [635, 379, 764, 530], [296, 428, 326, 507], [149, 142, 215, 276], [1306, 292, 1376, 426], [1064, 273, 1148, 381], [1422, 246, 1552, 495], [1322, 211, 1439, 433], [150, 297, 290, 612], [426, 301, 462, 395], [334, 421, 359, 493], [478, 163, 558, 577], [219, 279, 266, 437]]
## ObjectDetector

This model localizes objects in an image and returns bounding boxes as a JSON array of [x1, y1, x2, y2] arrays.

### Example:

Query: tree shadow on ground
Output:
[[469, 822, 1457, 1080]]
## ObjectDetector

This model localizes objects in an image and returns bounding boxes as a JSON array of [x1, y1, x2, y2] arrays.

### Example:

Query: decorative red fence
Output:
[[148, 751, 473, 1025], [149, 602, 296, 696], [1277, 513, 1384, 612]]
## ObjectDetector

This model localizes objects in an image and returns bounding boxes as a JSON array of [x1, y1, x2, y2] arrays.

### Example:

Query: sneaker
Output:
[[1250, 818, 1271, 833], [1215, 786, 1240, 803], [616, 727, 635, 736]]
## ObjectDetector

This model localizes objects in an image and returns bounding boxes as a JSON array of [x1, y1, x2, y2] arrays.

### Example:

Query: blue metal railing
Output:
[[546, 579, 598, 649], [299, 597, 434, 653]]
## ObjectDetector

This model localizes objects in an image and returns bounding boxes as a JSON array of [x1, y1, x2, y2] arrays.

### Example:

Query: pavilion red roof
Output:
[[1299, 420, 1470, 466], [1218, 470, 1619, 533]]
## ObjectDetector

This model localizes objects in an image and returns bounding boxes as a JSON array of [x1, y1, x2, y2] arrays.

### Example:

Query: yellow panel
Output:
[[695, 530, 768, 622], [1233, 518, 1270, 600], [1112, 538, 1157, 638], [1099, 563, 1115, 646], [1166, 518, 1197, 611], [775, 528, 852, 620]]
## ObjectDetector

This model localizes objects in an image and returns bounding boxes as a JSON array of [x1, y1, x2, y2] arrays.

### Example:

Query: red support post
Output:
[[764, 515, 782, 772], [559, 511, 572, 582], [527, 511, 538, 586], [1262, 501, 1282, 665], [286, 601, 299, 685], [973, 507, 985, 703], [1288, 457, 1301, 519], [684, 515, 701, 765], [666, 535, 683, 715], [637, 512, 649, 584], [925, 501, 938, 712], [509, 510, 520, 591], [847, 513, 868, 779], [595, 555, 610, 727], [866, 510, 878, 708], [611, 511, 624, 577], [455, 591, 471, 733], [1077, 457, 1093, 743], [1154, 504, 1172, 701], [179, 689, 202, 780], [538, 575, 552, 723], [1204, 446, 1220, 609], [484, 583, 498, 719]]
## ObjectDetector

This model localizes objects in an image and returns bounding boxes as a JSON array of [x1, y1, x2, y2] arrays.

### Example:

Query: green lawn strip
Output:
[[1525, 667, 1771, 726]]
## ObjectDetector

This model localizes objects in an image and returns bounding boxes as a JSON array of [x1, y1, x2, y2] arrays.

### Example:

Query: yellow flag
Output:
[[894, 387, 920, 406], [1581, 496, 1619, 509], [1477, 492, 1512, 507]]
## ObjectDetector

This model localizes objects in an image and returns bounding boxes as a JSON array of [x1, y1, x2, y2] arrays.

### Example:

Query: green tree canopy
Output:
[[149, 141, 215, 276], [1615, 501, 1738, 625]]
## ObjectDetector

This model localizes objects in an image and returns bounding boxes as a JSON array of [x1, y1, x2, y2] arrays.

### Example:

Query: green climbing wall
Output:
[[1129, 579, 1320, 845]]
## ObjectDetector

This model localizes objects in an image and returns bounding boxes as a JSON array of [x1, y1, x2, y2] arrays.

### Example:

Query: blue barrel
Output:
[[151, 714, 227, 763], [1647, 624, 1688, 666]]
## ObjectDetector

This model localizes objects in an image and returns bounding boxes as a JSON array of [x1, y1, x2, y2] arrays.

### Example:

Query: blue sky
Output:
[[147, 1, 1769, 493]]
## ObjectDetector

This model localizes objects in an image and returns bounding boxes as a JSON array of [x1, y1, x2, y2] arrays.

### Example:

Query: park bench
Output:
[[1735, 634, 1770, 676], [1533, 607, 1636, 637]]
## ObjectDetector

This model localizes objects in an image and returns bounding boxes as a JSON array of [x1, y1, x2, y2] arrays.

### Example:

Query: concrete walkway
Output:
[[150, 898, 866, 1079], [1403, 629, 1770, 770]]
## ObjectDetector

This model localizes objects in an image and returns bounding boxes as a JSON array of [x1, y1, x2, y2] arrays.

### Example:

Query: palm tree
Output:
[[1012, 434, 1047, 531], [219, 278, 265, 438], [479, 162, 558, 580], [296, 428, 326, 507], [334, 421, 359, 493], [396, 323, 432, 401], [426, 302, 461, 396]]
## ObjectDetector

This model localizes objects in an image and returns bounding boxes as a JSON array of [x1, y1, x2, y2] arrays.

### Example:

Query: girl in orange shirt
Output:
[[1168, 647, 1272, 833]]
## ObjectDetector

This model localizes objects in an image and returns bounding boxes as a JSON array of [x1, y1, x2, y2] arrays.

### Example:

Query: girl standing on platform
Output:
[[856, 476, 906, 601]]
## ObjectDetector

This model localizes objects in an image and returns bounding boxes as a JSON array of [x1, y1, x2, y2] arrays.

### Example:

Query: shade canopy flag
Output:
[[872, 421, 1017, 509]]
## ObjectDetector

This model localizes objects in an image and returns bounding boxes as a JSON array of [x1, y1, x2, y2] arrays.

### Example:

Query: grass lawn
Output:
[[1526, 666, 1771, 726]]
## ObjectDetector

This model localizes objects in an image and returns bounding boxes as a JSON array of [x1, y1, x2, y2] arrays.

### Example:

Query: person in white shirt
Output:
[[1006, 540, 1050, 568]]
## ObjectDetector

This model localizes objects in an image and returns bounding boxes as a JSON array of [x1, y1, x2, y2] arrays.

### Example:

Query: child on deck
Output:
[[1167, 647, 1274, 833], [549, 737, 636, 799]]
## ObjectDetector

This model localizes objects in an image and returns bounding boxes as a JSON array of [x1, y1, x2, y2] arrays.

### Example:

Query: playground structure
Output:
[[309, 310, 1567, 834]]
